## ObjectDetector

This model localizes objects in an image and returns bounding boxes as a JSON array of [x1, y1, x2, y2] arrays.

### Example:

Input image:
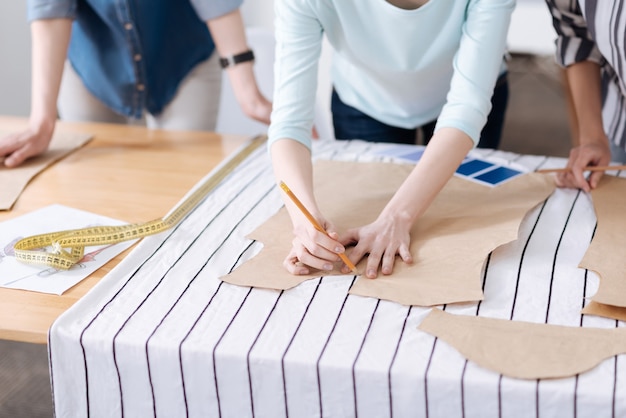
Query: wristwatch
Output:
[[219, 50, 255, 69]]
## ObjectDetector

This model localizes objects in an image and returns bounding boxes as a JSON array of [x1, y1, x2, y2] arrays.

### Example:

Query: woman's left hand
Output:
[[342, 215, 413, 279]]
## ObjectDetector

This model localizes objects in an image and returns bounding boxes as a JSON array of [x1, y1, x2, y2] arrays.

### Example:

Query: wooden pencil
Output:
[[536, 165, 626, 174], [279, 181, 359, 275]]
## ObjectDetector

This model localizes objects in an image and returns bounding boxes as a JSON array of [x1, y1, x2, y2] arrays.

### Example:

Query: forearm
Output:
[[564, 61, 607, 144], [381, 128, 473, 225], [207, 9, 266, 119], [30, 19, 72, 130], [270, 139, 319, 225], [558, 61, 610, 190]]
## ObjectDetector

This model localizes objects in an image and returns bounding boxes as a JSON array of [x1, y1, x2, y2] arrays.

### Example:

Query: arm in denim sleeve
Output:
[[190, 0, 243, 22], [545, 0, 604, 67], [27, 0, 76, 21], [0, 18, 71, 168]]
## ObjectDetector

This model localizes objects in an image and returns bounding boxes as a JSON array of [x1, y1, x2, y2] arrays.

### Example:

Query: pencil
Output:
[[279, 181, 359, 275], [536, 165, 626, 174]]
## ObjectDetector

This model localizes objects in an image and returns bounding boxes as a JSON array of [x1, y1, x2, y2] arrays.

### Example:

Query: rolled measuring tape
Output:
[[13, 134, 267, 270]]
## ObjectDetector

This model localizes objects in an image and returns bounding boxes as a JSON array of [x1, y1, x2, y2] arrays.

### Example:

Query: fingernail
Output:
[[334, 246, 343, 253], [299, 268, 309, 275], [367, 269, 376, 278], [323, 263, 333, 271]]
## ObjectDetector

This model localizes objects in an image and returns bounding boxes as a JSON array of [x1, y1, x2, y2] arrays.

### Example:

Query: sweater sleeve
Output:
[[545, 0, 604, 68], [267, 0, 323, 150], [435, 0, 515, 146]]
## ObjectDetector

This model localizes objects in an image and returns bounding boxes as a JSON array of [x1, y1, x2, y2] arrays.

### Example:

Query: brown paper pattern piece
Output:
[[580, 175, 626, 308], [418, 308, 626, 379], [0, 130, 92, 210], [583, 301, 626, 322], [222, 160, 555, 306]]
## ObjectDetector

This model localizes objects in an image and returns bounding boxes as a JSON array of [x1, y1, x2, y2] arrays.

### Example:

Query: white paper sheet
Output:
[[0, 204, 137, 294]]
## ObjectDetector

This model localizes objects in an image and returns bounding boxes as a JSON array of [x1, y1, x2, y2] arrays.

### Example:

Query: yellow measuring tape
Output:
[[13, 134, 267, 270]]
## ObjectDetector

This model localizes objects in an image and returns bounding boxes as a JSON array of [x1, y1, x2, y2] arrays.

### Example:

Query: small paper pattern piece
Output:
[[580, 175, 626, 309], [222, 160, 555, 307], [418, 309, 626, 379], [582, 301, 626, 322], [0, 130, 92, 210]]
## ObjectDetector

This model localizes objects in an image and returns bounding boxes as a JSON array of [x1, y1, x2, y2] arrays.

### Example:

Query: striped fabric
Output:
[[49, 139, 625, 418], [546, 0, 626, 151]]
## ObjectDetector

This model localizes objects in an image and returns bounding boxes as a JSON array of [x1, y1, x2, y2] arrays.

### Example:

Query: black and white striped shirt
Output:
[[546, 0, 626, 151]]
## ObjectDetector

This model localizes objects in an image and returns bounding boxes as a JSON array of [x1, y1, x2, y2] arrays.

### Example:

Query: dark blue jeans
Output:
[[331, 73, 509, 149]]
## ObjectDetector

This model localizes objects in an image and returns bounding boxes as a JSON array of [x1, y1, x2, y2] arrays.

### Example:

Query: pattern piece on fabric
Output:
[[0, 131, 92, 210], [418, 308, 626, 379], [47, 141, 625, 418], [222, 160, 556, 306], [583, 301, 626, 322], [579, 176, 626, 308]]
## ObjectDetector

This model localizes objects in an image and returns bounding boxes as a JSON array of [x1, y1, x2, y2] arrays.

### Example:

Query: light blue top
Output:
[[268, 0, 515, 148]]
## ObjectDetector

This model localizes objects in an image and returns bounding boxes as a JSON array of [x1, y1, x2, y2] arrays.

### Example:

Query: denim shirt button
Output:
[[134, 54, 142, 62], [124, 22, 133, 30], [136, 84, 145, 91]]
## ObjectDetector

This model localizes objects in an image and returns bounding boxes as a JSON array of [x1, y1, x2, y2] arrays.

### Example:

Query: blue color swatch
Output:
[[474, 166, 523, 185], [456, 159, 494, 176]]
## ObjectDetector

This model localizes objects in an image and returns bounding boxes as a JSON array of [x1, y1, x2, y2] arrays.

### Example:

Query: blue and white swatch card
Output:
[[374, 144, 526, 187], [455, 158, 525, 187]]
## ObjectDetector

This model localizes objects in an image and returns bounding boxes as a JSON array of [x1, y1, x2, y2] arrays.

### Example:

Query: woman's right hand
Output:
[[282, 216, 347, 275], [0, 118, 55, 167]]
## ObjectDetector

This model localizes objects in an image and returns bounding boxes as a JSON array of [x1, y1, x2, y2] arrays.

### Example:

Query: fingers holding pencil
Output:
[[538, 163, 612, 192], [536, 164, 626, 174], [279, 181, 359, 275], [536, 143, 614, 192]]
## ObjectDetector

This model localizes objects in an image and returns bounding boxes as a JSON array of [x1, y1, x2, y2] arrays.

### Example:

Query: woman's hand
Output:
[[282, 217, 348, 275], [2, 18, 71, 167], [237, 88, 272, 125], [0, 118, 55, 167], [556, 140, 611, 192], [342, 214, 413, 279]]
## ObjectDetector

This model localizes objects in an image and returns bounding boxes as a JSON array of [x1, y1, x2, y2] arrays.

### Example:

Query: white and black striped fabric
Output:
[[49, 139, 625, 418], [546, 0, 626, 151]]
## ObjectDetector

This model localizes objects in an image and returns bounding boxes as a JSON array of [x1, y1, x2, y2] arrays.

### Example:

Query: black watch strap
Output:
[[219, 50, 255, 69]]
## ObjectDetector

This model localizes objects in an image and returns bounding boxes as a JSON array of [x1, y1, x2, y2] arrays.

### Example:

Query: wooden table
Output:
[[0, 116, 249, 344]]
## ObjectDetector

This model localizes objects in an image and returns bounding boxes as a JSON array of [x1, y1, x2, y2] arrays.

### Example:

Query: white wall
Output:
[[0, 3, 31, 116], [241, 0, 274, 32]]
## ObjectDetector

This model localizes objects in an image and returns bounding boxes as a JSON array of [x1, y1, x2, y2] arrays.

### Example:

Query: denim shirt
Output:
[[27, 0, 243, 118]]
